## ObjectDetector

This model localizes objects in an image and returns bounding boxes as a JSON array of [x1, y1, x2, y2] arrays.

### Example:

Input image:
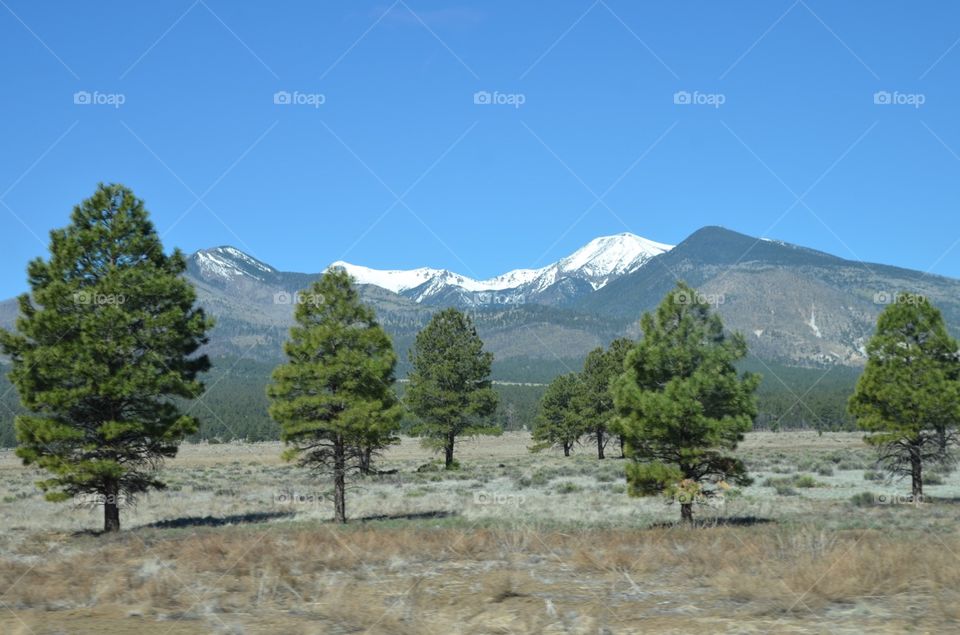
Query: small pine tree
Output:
[[849, 293, 960, 501], [406, 308, 498, 469], [577, 338, 633, 459], [531, 373, 584, 456], [614, 283, 758, 523], [267, 271, 401, 523], [0, 184, 212, 532]]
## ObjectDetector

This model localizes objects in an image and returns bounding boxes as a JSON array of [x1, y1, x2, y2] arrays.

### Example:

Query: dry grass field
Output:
[[2, 431, 960, 634]]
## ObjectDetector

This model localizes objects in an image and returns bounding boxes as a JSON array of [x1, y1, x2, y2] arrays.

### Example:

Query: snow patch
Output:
[[329, 232, 673, 302], [805, 304, 822, 339]]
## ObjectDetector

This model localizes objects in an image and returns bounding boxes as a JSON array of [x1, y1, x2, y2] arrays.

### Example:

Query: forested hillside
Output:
[[0, 358, 858, 446]]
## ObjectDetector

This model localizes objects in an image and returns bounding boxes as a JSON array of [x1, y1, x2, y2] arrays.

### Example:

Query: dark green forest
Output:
[[0, 357, 859, 447]]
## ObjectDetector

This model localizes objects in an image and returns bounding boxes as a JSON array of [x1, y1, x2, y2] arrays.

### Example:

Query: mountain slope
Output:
[[4, 227, 959, 374], [181, 238, 642, 367], [581, 226, 960, 365]]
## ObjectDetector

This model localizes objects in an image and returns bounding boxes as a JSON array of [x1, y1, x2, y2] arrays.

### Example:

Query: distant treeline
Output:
[[743, 359, 859, 431], [0, 357, 860, 447]]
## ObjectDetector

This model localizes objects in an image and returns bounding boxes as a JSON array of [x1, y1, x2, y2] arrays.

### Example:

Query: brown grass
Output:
[[2, 523, 959, 633], [1, 431, 957, 633]]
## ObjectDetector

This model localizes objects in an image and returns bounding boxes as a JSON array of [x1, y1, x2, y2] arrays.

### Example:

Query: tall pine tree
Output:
[[849, 293, 960, 500], [0, 184, 212, 532], [406, 308, 498, 469], [577, 338, 633, 459], [267, 270, 401, 523], [531, 373, 584, 456], [614, 283, 758, 523]]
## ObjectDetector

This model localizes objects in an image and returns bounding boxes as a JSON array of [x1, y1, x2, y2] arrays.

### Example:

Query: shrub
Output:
[[530, 471, 550, 487], [764, 474, 819, 493], [774, 484, 797, 496], [850, 491, 876, 507], [794, 475, 819, 488], [555, 481, 582, 494]]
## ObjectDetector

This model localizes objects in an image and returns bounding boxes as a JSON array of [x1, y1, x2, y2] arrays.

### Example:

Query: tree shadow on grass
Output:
[[919, 496, 960, 505], [141, 510, 296, 530], [648, 516, 774, 529], [352, 510, 458, 523]]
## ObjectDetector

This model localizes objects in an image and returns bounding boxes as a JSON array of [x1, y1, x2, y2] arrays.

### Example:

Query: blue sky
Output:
[[2, 1, 960, 297]]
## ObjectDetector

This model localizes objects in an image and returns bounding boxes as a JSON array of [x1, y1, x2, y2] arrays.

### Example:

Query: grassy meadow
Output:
[[1, 431, 959, 634]]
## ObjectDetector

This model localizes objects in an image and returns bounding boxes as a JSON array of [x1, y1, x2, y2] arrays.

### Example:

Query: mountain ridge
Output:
[[4, 225, 960, 373]]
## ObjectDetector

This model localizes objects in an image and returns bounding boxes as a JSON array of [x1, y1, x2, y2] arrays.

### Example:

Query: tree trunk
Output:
[[909, 441, 923, 503], [334, 437, 347, 523], [563, 442, 571, 457], [103, 482, 120, 533], [619, 436, 625, 459], [937, 426, 948, 457], [359, 446, 372, 475], [444, 433, 455, 469], [680, 502, 693, 524], [596, 427, 605, 460]]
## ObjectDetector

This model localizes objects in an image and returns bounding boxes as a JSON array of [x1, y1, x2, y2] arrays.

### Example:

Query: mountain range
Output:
[[328, 233, 672, 306], [3, 226, 960, 381]]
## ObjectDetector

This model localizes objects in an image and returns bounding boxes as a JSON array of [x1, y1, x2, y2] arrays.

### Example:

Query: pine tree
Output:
[[613, 283, 758, 523], [267, 270, 401, 523], [531, 373, 584, 456], [406, 308, 498, 469], [0, 184, 212, 532], [577, 338, 633, 459], [849, 293, 960, 501]]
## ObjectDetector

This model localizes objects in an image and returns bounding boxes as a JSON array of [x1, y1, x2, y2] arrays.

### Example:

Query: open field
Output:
[[2, 431, 960, 633]]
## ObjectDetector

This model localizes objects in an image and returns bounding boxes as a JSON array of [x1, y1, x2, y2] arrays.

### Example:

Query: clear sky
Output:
[[2, 1, 960, 297]]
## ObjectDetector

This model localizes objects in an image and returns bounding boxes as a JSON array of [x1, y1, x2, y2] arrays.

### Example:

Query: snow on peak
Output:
[[328, 261, 460, 294], [328, 232, 673, 300], [554, 233, 672, 287], [194, 246, 276, 281]]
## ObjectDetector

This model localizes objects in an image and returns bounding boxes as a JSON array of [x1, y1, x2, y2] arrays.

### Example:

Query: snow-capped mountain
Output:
[[325, 263, 489, 295], [192, 246, 277, 282], [523, 233, 673, 292], [187, 233, 672, 307], [14, 225, 959, 369], [329, 233, 673, 305]]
